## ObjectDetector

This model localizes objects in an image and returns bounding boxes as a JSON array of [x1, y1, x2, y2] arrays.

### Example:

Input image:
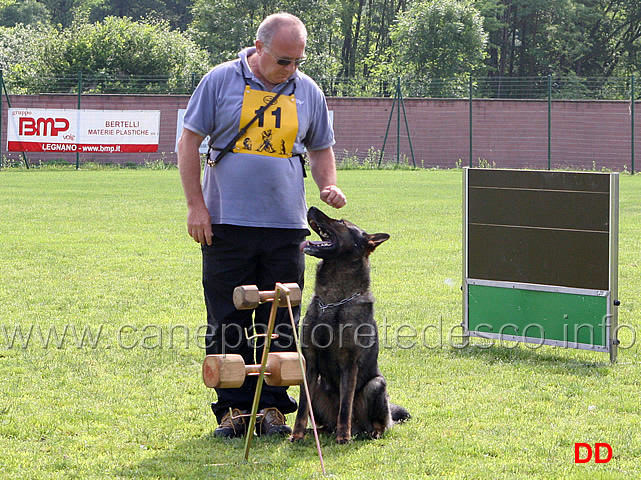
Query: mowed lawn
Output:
[[1, 168, 640, 479]]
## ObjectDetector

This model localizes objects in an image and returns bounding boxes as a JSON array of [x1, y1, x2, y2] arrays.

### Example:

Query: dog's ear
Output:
[[366, 232, 390, 251]]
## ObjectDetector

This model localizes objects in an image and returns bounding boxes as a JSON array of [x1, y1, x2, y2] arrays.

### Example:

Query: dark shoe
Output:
[[214, 408, 247, 438], [256, 407, 292, 436]]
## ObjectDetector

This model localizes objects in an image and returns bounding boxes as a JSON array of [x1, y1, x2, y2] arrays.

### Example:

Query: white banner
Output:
[[7, 108, 160, 153], [175, 109, 209, 154]]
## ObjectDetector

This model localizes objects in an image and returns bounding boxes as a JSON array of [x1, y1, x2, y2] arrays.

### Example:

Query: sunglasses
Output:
[[265, 47, 306, 67]]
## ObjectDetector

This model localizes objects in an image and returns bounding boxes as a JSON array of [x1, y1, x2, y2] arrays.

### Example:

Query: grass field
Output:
[[1, 168, 640, 479]]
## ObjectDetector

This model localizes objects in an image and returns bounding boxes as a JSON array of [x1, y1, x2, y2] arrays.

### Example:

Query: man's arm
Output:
[[177, 128, 213, 245], [307, 146, 347, 209]]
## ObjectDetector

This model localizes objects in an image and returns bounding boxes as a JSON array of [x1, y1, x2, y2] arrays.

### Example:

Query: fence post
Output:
[[377, 78, 415, 167], [0, 69, 3, 169], [469, 75, 473, 168], [378, 84, 397, 166], [397, 80, 416, 166], [76, 71, 82, 169], [632, 74, 635, 175], [1, 71, 29, 168], [548, 74, 552, 170], [396, 78, 401, 164]]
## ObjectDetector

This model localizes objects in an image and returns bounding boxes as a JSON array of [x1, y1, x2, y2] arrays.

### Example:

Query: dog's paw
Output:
[[335, 434, 351, 444], [289, 431, 305, 442]]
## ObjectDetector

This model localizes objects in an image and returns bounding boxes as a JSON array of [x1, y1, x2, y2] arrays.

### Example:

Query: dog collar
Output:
[[317, 292, 362, 315]]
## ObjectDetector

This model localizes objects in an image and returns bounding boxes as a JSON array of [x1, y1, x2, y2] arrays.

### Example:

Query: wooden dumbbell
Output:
[[233, 283, 301, 310], [202, 352, 305, 388]]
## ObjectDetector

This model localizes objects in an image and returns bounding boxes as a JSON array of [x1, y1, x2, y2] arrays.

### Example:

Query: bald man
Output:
[[178, 13, 346, 438]]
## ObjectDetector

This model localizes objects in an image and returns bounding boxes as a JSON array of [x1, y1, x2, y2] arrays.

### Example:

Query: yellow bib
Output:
[[234, 86, 298, 158]]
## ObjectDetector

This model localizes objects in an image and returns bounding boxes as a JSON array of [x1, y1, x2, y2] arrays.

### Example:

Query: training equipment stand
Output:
[[202, 282, 326, 474], [462, 168, 620, 363]]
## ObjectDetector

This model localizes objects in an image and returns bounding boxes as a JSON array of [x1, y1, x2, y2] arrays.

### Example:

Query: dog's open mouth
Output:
[[299, 219, 336, 254]]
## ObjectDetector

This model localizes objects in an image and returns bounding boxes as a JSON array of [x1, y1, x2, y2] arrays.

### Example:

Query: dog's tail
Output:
[[390, 403, 410, 424]]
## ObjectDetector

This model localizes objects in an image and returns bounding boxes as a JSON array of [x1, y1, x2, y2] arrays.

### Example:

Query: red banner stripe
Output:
[[8, 142, 158, 153]]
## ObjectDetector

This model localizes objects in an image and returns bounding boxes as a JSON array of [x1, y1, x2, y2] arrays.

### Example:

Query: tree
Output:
[[0, 0, 50, 27], [390, 0, 488, 95], [476, 0, 641, 79], [33, 0, 193, 30], [38, 0, 83, 28], [572, 0, 641, 76], [0, 24, 51, 74], [188, 0, 266, 65], [187, 0, 342, 79], [5, 16, 210, 92], [480, 0, 579, 77], [88, 0, 193, 30]]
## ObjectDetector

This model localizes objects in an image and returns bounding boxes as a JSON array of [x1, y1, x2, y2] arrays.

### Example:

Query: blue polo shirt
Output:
[[183, 47, 335, 229]]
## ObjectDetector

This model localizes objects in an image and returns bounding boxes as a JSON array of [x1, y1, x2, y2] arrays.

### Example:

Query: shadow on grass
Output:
[[120, 429, 370, 479], [447, 343, 613, 372]]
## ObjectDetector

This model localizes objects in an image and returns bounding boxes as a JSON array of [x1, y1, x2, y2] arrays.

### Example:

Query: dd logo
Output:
[[574, 443, 613, 463]]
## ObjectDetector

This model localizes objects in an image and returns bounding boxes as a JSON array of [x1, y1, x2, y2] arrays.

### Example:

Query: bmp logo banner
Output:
[[19, 117, 70, 137], [574, 443, 613, 464], [7, 108, 160, 153]]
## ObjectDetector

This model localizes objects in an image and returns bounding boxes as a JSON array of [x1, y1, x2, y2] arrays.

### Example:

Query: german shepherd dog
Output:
[[291, 207, 410, 444]]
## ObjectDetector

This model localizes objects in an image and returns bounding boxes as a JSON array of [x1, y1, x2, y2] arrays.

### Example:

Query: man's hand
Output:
[[187, 203, 213, 245], [320, 184, 347, 209], [308, 147, 347, 209], [178, 128, 213, 245]]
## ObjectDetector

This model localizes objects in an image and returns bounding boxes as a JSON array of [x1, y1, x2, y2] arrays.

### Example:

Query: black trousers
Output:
[[202, 224, 308, 423]]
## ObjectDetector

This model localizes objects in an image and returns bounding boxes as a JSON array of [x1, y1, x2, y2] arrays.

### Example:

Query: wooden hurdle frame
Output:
[[202, 282, 326, 474]]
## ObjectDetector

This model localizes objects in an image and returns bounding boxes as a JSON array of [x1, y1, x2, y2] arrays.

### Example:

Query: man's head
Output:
[[253, 13, 307, 86]]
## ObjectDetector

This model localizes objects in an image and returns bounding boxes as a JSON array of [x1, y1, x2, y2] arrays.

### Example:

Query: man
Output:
[[177, 12, 346, 438]]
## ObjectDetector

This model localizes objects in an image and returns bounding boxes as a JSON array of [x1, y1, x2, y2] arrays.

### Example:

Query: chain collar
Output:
[[317, 292, 362, 315]]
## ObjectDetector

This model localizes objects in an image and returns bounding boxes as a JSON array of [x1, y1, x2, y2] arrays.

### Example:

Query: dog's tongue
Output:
[[299, 240, 310, 252], [300, 240, 326, 252]]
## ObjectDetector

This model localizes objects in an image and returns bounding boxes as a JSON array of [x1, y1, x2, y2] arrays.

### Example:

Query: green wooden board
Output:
[[468, 284, 609, 348]]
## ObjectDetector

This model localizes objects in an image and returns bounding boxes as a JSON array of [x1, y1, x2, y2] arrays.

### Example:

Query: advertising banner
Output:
[[7, 108, 160, 153], [175, 109, 209, 153]]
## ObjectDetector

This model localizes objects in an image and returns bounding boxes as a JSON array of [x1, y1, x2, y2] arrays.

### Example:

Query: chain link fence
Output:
[[1, 71, 637, 101], [1, 71, 638, 172]]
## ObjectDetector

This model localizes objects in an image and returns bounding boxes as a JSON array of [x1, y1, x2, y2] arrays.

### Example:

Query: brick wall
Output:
[[1, 93, 638, 171], [327, 97, 639, 171]]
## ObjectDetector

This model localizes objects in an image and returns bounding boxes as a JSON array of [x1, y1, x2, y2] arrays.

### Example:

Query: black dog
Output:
[[291, 207, 409, 444]]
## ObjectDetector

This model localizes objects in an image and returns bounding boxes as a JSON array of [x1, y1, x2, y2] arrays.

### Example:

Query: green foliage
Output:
[[0, 0, 50, 27], [4, 16, 210, 93], [3, 1, 641, 94], [337, 147, 421, 170], [38, 0, 85, 28], [0, 23, 61, 93], [0, 24, 44, 72], [36, 0, 192, 30], [187, 0, 262, 65], [57, 17, 208, 76], [577, 0, 641, 76], [390, 0, 488, 96], [476, 0, 641, 78], [187, 0, 341, 79]]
